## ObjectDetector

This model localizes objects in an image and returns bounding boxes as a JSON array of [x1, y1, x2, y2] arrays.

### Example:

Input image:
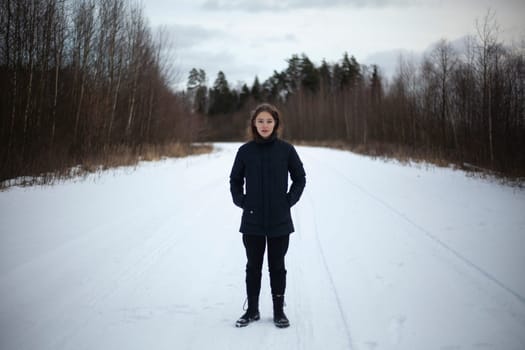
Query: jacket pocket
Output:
[[269, 195, 291, 226], [242, 208, 260, 225]]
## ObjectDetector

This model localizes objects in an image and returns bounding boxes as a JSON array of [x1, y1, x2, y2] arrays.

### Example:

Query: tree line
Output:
[[1, 3, 522, 181], [0, 0, 201, 183], [186, 12, 524, 177]]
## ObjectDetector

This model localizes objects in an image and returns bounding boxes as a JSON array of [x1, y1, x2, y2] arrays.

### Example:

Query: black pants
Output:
[[243, 233, 290, 297]]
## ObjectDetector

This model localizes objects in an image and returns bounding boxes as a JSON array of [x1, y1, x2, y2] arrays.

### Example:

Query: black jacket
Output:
[[230, 136, 306, 236]]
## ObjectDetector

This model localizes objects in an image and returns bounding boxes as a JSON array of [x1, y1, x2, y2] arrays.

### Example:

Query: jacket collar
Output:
[[255, 132, 277, 144]]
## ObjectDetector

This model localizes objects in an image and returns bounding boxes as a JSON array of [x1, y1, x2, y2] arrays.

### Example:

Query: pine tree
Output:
[[340, 52, 361, 89], [251, 76, 261, 101], [285, 54, 302, 93], [239, 84, 250, 108], [300, 54, 320, 93], [187, 68, 207, 113], [319, 59, 332, 91], [208, 71, 234, 115]]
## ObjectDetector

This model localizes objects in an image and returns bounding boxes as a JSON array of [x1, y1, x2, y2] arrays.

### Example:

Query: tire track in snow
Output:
[[48, 210, 190, 349], [289, 202, 314, 350], [303, 190, 355, 349], [302, 149, 525, 307], [49, 173, 227, 349], [0, 201, 162, 350]]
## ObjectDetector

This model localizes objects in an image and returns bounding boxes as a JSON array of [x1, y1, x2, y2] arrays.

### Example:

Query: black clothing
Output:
[[235, 295, 260, 327], [243, 234, 289, 296], [235, 310, 260, 327], [230, 137, 306, 237], [272, 294, 290, 328], [231, 136, 304, 327]]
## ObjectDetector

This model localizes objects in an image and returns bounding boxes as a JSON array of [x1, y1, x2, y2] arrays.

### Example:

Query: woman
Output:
[[229, 103, 306, 328]]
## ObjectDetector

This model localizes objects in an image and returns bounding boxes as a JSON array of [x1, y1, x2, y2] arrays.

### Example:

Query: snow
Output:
[[1, 142, 524, 350]]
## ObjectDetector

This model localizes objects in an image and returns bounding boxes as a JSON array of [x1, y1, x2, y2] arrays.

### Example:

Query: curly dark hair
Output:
[[249, 103, 281, 140]]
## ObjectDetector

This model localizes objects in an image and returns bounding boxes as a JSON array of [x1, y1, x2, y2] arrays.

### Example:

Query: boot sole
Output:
[[235, 315, 260, 327], [274, 322, 290, 328]]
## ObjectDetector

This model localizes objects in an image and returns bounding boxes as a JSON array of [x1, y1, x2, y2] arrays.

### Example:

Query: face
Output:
[[254, 111, 275, 139]]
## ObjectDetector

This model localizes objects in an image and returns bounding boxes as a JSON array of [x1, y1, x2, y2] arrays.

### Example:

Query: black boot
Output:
[[235, 295, 260, 327], [272, 294, 290, 328]]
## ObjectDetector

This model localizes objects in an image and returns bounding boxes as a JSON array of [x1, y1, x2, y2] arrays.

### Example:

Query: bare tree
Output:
[[124, 3, 147, 140], [427, 39, 458, 149], [1, 0, 193, 183], [50, 0, 67, 149], [475, 8, 499, 165], [72, 0, 96, 142]]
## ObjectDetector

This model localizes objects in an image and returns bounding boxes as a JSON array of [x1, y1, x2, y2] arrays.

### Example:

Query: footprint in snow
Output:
[[388, 315, 406, 345], [364, 340, 378, 349]]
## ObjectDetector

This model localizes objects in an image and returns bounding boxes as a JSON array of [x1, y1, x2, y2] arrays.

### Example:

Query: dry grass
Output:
[[295, 140, 457, 166], [293, 140, 524, 187], [86, 143, 212, 170], [0, 142, 213, 190], [294, 140, 437, 163]]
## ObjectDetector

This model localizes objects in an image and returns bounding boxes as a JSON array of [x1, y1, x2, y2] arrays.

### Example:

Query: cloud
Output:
[[251, 33, 298, 46], [364, 48, 422, 81], [202, 0, 413, 12], [157, 23, 226, 49], [421, 35, 475, 57], [172, 48, 266, 90]]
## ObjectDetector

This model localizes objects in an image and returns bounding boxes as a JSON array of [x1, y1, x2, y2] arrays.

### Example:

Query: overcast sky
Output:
[[143, 0, 525, 90]]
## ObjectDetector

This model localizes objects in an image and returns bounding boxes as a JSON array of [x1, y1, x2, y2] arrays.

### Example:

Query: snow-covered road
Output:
[[1, 143, 524, 350]]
